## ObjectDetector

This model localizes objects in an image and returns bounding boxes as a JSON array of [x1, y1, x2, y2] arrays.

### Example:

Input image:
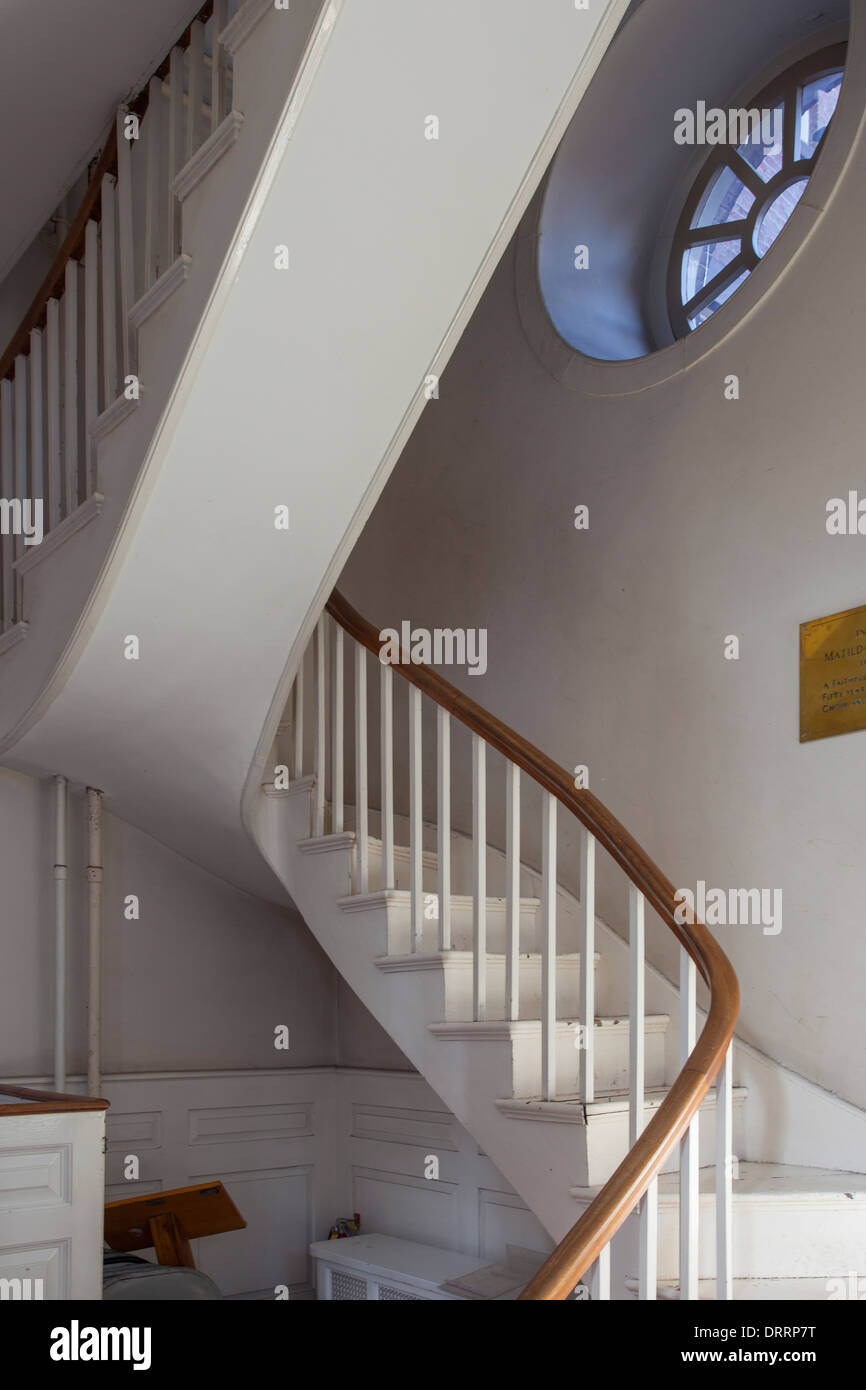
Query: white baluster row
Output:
[[295, 620, 734, 1303], [0, 1, 244, 636]]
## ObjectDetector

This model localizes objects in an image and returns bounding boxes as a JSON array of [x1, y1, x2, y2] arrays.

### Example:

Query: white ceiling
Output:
[[0, 0, 200, 282]]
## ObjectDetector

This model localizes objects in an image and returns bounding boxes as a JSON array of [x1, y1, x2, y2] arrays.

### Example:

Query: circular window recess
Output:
[[521, 0, 858, 396], [666, 49, 846, 338]]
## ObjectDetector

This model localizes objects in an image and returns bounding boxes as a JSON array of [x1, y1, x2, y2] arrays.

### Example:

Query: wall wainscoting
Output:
[[10, 1067, 552, 1300]]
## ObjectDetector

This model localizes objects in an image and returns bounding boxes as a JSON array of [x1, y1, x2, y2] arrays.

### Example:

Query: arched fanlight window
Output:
[[668, 45, 846, 337]]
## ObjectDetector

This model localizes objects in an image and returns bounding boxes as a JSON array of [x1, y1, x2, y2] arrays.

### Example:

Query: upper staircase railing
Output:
[[291, 590, 739, 1300], [0, 0, 240, 637]]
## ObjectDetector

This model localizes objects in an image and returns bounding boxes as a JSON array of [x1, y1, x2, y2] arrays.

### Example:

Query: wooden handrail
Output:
[[0, 1083, 109, 1116], [326, 588, 739, 1299], [0, 0, 216, 384]]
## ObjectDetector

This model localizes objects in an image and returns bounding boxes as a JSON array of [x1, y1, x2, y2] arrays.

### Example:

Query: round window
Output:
[[668, 46, 845, 336]]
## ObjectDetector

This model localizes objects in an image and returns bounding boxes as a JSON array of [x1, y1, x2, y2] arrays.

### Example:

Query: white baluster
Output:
[[293, 655, 304, 779], [579, 826, 596, 1102], [84, 220, 99, 491], [167, 46, 185, 260], [46, 299, 61, 530], [640, 1178, 659, 1302], [436, 706, 451, 951], [409, 686, 423, 952], [354, 643, 368, 894], [28, 329, 44, 515], [380, 663, 395, 888], [591, 1244, 610, 1301], [100, 176, 118, 405], [211, 0, 229, 131], [186, 22, 206, 161], [505, 762, 520, 1022], [0, 381, 14, 629], [313, 615, 325, 837], [63, 258, 78, 516], [14, 356, 27, 571], [716, 1041, 733, 1300], [680, 948, 699, 1300], [144, 76, 162, 288], [630, 883, 656, 1299], [629, 884, 645, 1145], [472, 735, 486, 1021], [541, 791, 557, 1100], [115, 108, 136, 374], [331, 622, 344, 834]]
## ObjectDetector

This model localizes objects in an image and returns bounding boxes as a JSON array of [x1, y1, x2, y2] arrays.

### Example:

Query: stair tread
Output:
[[339, 890, 541, 911], [375, 950, 590, 969], [655, 1161, 866, 1201], [625, 1275, 838, 1301], [499, 1085, 748, 1123], [430, 1015, 670, 1034]]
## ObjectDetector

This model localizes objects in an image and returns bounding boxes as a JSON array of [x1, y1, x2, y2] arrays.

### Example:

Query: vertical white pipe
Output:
[[53, 776, 68, 1092], [86, 787, 104, 1097]]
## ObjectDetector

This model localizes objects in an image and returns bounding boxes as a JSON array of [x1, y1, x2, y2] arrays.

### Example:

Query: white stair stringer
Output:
[[262, 784, 714, 1246]]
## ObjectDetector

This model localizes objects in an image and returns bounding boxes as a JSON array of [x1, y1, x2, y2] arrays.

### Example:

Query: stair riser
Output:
[[436, 958, 583, 1022], [578, 1099, 747, 1188], [385, 902, 541, 956], [510, 1028, 667, 1098], [653, 1198, 866, 1280]]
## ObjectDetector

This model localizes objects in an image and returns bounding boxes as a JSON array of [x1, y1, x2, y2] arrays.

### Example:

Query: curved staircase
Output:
[[253, 592, 866, 1301]]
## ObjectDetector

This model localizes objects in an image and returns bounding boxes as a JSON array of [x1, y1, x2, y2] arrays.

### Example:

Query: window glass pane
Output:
[[681, 238, 740, 305], [798, 70, 843, 159], [738, 102, 784, 181], [753, 177, 809, 257], [688, 269, 751, 330], [691, 165, 756, 230]]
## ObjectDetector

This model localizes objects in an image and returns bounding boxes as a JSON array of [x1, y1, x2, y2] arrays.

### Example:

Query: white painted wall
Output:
[[338, 6, 866, 1113], [0, 764, 408, 1075]]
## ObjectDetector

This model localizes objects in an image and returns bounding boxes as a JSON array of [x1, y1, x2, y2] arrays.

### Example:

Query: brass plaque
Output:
[[800, 604, 866, 742]]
